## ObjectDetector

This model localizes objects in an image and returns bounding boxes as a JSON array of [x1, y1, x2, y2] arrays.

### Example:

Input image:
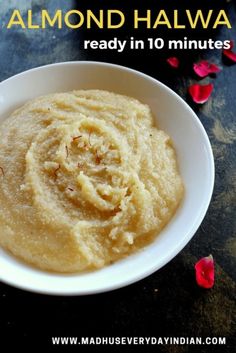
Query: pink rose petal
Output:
[[166, 57, 180, 69], [195, 255, 214, 289], [193, 60, 220, 78], [223, 49, 236, 62], [188, 83, 213, 104], [223, 40, 236, 63], [227, 40, 234, 50]]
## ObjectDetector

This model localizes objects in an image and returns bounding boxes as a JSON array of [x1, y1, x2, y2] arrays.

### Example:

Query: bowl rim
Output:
[[0, 61, 215, 295]]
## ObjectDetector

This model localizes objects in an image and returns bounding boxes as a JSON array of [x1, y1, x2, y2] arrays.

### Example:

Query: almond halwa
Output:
[[0, 90, 183, 272]]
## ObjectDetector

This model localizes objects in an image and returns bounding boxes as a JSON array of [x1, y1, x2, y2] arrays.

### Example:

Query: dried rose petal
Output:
[[224, 51, 236, 62], [228, 40, 234, 50], [166, 57, 180, 69], [193, 60, 220, 78], [188, 83, 213, 104], [195, 255, 214, 289], [223, 40, 236, 63]]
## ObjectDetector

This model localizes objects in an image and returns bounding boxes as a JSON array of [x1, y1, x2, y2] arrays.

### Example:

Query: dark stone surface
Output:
[[0, 1, 235, 351]]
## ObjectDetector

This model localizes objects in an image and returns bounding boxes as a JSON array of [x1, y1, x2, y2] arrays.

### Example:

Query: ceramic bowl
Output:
[[0, 62, 214, 295]]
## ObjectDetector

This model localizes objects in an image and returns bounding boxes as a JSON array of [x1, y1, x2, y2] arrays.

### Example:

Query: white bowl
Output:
[[0, 62, 214, 295]]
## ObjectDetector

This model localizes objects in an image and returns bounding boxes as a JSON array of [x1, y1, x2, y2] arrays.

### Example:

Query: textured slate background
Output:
[[0, 1, 235, 352]]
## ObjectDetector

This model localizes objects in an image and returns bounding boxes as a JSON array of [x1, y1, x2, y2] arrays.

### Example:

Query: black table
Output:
[[0, 1, 235, 352]]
